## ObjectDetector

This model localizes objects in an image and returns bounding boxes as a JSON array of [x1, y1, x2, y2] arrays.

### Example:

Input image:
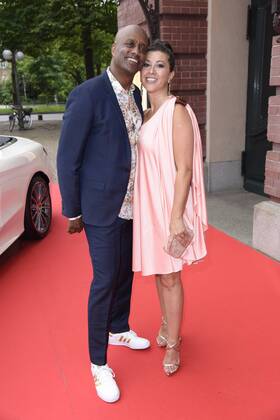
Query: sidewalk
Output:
[[206, 189, 268, 246], [0, 119, 61, 182], [0, 119, 268, 248]]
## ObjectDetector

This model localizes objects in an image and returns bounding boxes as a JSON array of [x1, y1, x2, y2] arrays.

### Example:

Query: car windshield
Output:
[[0, 136, 17, 149]]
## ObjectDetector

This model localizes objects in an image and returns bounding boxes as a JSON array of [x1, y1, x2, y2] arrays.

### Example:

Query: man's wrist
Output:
[[69, 215, 82, 221]]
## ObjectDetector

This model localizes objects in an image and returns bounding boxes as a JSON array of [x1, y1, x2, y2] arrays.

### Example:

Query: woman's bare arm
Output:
[[170, 104, 194, 235]]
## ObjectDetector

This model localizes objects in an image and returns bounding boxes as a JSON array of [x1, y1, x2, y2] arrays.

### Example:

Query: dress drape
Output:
[[133, 96, 208, 276]]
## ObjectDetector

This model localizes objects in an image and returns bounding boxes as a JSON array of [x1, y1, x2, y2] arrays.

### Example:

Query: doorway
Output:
[[244, 0, 275, 194]]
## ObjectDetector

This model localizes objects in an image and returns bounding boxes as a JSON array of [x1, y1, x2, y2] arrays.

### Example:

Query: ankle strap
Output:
[[166, 337, 181, 350], [161, 317, 167, 325]]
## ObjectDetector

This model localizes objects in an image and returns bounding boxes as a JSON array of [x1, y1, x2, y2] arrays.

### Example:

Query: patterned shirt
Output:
[[107, 68, 142, 220]]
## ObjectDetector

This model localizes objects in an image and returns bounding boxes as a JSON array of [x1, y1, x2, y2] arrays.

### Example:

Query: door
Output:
[[244, 0, 275, 194]]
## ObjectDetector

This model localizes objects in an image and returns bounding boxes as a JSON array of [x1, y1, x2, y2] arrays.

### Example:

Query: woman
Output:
[[133, 40, 208, 375]]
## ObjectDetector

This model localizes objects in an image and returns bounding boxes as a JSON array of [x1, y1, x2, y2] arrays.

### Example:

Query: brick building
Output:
[[118, 0, 280, 260], [118, 0, 207, 155]]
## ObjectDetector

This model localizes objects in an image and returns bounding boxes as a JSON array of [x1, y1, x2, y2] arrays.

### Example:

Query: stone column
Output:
[[206, 0, 250, 192], [253, 35, 280, 260]]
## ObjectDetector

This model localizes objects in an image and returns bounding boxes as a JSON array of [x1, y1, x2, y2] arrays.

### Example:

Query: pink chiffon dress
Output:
[[132, 96, 208, 276]]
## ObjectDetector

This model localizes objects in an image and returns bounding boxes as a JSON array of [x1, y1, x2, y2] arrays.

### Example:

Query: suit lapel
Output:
[[133, 89, 144, 121], [101, 71, 128, 136]]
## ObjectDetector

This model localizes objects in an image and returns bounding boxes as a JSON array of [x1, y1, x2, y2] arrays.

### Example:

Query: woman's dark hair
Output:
[[147, 39, 175, 71]]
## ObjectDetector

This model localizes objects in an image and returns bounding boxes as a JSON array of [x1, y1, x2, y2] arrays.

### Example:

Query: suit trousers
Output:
[[84, 217, 133, 365]]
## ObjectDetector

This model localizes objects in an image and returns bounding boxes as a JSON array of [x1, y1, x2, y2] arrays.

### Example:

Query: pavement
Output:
[[206, 189, 268, 246], [0, 118, 269, 248], [0, 118, 61, 182]]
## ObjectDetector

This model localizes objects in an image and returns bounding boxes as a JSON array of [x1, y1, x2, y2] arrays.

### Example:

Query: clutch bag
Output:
[[164, 226, 194, 258]]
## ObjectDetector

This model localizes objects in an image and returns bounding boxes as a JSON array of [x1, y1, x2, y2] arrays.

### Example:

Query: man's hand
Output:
[[67, 217, 84, 234]]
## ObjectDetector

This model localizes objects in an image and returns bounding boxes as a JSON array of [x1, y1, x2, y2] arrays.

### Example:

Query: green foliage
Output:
[[0, 0, 118, 103], [37, 0, 118, 78], [31, 104, 65, 112], [0, 104, 65, 114], [92, 29, 115, 75], [48, 0, 118, 34], [17, 50, 74, 102], [0, 0, 47, 55], [0, 81, 12, 104]]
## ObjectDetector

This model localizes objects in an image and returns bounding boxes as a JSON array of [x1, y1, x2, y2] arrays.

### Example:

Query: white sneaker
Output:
[[91, 363, 120, 403], [109, 329, 150, 350]]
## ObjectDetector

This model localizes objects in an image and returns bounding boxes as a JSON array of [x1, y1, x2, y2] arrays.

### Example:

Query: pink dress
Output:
[[132, 96, 208, 276]]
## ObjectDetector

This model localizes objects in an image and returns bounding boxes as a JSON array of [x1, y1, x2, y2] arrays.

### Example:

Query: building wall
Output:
[[160, 0, 207, 153], [118, 0, 207, 154], [118, 0, 146, 29], [265, 38, 280, 200], [206, 0, 250, 191], [252, 34, 280, 261]]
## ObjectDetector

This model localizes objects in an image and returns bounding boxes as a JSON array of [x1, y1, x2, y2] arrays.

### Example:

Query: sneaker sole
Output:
[[108, 340, 150, 350], [96, 392, 120, 403]]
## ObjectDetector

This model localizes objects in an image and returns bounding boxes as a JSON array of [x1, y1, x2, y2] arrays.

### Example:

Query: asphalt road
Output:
[[0, 118, 62, 181]]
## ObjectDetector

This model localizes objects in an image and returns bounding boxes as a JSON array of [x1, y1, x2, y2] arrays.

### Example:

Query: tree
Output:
[[0, 0, 50, 55], [0, 0, 49, 104], [38, 0, 118, 79], [0, 0, 119, 103], [0, 80, 12, 105], [17, 51, 74, 103]]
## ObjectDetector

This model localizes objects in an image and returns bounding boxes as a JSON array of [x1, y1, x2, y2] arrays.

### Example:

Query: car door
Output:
[[0, 137, 29, 253]]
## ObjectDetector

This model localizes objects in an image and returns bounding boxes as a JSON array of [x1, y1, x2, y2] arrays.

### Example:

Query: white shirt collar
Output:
[[107, 67, 135, 96]]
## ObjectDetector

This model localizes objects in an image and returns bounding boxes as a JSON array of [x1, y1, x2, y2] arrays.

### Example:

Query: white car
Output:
[[0, 135, 53, 255]]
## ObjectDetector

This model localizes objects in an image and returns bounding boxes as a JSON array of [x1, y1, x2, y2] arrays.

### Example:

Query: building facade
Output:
[[118, 0, 277, 195], [118, 0, 207, 156], [118, 0, 280, 260]]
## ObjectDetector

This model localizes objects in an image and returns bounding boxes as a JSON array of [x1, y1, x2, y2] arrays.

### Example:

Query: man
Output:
[[57, 25, 150, 403]]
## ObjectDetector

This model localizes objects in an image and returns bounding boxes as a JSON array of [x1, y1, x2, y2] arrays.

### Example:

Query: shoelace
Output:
[[125, 329, 136, 337]]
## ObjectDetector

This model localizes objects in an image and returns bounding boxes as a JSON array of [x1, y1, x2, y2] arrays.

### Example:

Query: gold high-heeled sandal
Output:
[[163, 338, 181, 376], [156, 317, 168, 347]]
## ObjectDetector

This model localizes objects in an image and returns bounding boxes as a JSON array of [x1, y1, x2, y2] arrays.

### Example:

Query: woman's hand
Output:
[[169, 216, 185, 237]]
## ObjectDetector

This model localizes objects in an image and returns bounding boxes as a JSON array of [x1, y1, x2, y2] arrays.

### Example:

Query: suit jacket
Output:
[[57, 70, 143, 226]]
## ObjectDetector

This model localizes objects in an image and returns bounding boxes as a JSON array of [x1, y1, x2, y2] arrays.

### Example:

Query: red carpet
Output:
[[1, 184, 280, 420]]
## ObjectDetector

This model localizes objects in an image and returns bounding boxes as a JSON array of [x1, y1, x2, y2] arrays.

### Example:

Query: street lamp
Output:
[[2, 49, 24, 106]]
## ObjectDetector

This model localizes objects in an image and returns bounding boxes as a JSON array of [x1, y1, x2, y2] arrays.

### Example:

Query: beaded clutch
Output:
[[164, 226, 194, 258]]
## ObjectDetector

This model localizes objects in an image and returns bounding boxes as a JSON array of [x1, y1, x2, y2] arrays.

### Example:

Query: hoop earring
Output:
[[168, 82, 171, 96]]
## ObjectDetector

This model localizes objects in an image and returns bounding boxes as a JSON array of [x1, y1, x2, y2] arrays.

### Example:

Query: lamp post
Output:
[[2, 49, 24, 107]]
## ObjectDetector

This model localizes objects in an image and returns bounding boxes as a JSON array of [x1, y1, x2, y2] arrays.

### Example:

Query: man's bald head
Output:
[[114, 25, 149, 45], [110, 24, 149, 87]]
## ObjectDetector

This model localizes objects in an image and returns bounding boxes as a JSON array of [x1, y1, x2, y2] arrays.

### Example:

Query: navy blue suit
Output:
[[57, 71, 143, 364]]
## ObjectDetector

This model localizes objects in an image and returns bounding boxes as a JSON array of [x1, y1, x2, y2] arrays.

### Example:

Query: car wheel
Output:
[[24, 175, 52, 239], [23, 114, 32, 129]]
